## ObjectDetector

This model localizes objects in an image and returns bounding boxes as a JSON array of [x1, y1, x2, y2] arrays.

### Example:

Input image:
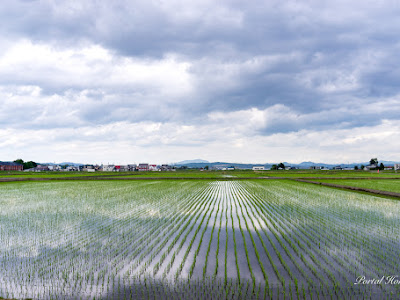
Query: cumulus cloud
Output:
[[0, 0, 399, 162]]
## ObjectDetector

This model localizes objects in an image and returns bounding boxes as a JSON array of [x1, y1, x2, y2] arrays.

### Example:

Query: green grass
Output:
[[314, 179, 400, 194]]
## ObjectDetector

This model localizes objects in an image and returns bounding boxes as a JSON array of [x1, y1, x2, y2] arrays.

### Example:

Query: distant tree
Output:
[[24, 161, 37, 169], [354, 165, 359, 170], [278, 162, 285, 169], [14, 159, 37, 170], [204, 165, 209, 170], [360, 164, 365, 170], [379, 163, 385, 170], [14, 159, 24, 165], [370, 158, 378, 166], [271, 164, 278, 170]]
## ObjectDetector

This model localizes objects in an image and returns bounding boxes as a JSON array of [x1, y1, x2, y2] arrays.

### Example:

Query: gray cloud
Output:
[[1, 1, 400, 162]]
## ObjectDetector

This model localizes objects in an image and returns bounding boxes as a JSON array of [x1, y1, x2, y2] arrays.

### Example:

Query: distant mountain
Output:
[[380, 160, 400, 165], [175, 159, 210, 165], [60, 162, 84, 166]]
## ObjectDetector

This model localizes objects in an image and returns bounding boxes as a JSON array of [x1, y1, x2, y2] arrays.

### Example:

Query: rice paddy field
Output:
[[314, 179, 400, 194], [1, 179, 400, 299]]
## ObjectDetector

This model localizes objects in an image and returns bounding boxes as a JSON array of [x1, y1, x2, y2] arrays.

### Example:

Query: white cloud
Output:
[[1, 111, 399, 164], [0, 39, 193, 96]]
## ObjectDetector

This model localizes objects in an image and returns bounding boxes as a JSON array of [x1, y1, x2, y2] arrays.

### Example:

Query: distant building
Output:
[[333, 166, 342, 170], [127, 164, 137, 171], [138, 163, 149, 171], [48, 165, 61, 171], [160, 164, 172, 171], [384, 166, 394, 170], [0, 161, 23, 171], [364, 164, 377, 171], [395, 164, 400, 171], [102, 165, 115, 171], [35, 165, 49, 172], [149, 164, 158, 171], [23, 165, 49, 172], [82, 165, 95, 172], [66, 166, 79, 171], [252, 166, 265, 171]]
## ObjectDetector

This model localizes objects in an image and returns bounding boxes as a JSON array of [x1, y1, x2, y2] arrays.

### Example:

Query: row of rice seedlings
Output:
[[88, 197, 179, 277], [229, 185, 241, 286], [95, 182, 212, 294], [3, 181, 180, 283], [231, 183, 274, 292], [54, 185, 189, 286], [278, 183, 394, 270], [239, 182, 320, 300], [176, 184, 220, 280], [161, 185, 217, 278], [3, 179, 400, 298], [244, 189, 317, 291], [131, 184, 212, 276], [0, 179, 209, 298], [224, 186, 229, 287], [270, 192, 373, 285], [148, 185, 215, 277], [285, 183, 400, 297], [199, 187, 222, 279], [249, 184, 345, 298], [229, 182, 257, 294], [242, 181, 336, 296], [202, 185, 223, 280], [287, 181, 400, 266], [245, 180, 399, 298], [296, 193, 400, 276], [3, 204, 147, 293], [264, 183, 383, 285], [239, 182, 325, 299]]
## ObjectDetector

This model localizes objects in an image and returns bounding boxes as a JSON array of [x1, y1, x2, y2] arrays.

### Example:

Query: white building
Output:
[[149, 164, 158, 171], [252, 166, 265, 171], [102, 165, 115, 172]]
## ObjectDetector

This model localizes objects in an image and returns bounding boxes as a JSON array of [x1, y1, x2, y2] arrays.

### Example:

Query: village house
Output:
[[160, 164, 172, 171], [149, 164, 158, 171], [0, 161, 23, 171], [24, 165, 49, 172], [364, 164, 378, 171], [138, 163, 149, 171], [102, 165, 115, 171], [127, 164, 137, 171]]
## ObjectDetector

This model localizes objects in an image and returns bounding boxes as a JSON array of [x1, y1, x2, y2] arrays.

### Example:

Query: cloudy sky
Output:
[[1, 0, 400, 164]]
